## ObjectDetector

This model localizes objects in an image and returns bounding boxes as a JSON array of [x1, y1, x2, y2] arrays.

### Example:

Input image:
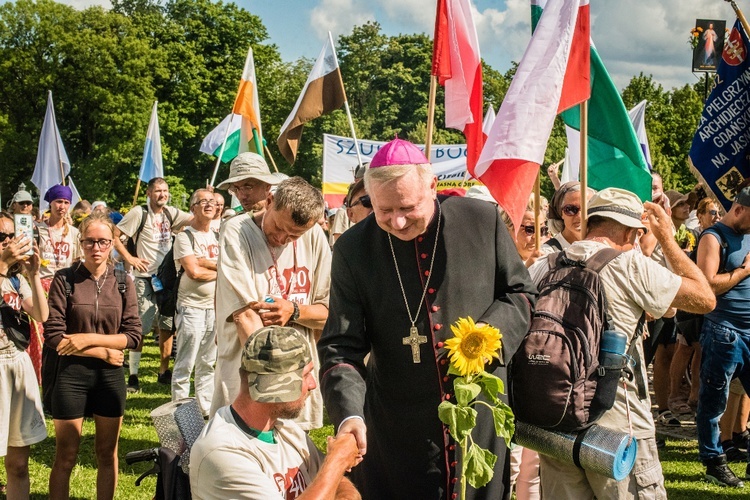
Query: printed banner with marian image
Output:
[[689, 19, 750, 210], [322, 134, 478, 207]]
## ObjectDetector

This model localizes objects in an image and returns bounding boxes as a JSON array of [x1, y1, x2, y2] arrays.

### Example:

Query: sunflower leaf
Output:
[[464, 443, 497, 489], [447, 363, 462, 377], [454, 378, 482, 406], [490, 403, 516, 441], [438, 401, 477, 440], [475, 371, 505, 403]]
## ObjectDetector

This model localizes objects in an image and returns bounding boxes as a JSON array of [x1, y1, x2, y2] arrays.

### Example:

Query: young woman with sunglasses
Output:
[[0, 212, 48, 498], [542, 181, 594, 255], [44, 214, 141, 500]]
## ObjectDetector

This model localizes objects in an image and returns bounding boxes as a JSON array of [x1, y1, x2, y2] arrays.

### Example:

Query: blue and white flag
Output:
[[139, 101, 163, 182], [31, 91, 72, 211], [689, 19, 750, 210], [628, 100, 652, 171]]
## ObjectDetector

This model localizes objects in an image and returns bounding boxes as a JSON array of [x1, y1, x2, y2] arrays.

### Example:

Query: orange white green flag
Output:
[[277, 37, 345, 165], [475, 0, 590, 231], [232, 46, 263, 155]]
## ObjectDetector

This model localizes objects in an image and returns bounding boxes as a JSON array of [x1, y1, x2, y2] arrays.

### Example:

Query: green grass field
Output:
[[1, 344, 747, 498]]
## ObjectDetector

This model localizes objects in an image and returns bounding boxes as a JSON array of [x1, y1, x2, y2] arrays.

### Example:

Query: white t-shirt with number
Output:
[[212, 214, 331, 429], [37, 224, 81, 280], [116, 204, 191, 278], [174, 227, 219, 309], [0, 275, 31, 352]]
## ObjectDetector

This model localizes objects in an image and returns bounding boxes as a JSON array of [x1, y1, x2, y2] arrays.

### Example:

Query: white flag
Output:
[[31, 91, 71, 211]]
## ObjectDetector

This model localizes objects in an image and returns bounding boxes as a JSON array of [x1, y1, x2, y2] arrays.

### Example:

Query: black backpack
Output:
[[509, 248, 638, 432], [42, 266, 128, 413], [154, 229, 218, 319], [126, 205, 174, 258]]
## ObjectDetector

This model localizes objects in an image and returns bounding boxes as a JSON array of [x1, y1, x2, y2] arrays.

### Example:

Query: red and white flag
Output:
[[475, 0, 590, 231], [432, 0, 484, 172]]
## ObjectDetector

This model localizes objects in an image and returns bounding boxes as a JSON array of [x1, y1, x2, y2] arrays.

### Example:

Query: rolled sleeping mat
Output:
[[514, 421, 638, 480]]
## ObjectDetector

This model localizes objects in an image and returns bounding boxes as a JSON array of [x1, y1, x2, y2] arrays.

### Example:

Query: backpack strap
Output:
[[544, 237, 563, 252], [132, 205, 149, 247], [9, 275, 21, 294], [584, 247, 623, 273], [113, 268, 128, 296], [60, 267, 75, 298], [626, 312, 648, 399]]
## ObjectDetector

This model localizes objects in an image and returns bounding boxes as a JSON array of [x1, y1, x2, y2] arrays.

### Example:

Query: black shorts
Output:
[[51, 357, 126, 419]]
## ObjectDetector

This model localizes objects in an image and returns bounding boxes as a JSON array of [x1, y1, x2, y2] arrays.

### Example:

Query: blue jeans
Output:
[[697, 319, 750, 462]]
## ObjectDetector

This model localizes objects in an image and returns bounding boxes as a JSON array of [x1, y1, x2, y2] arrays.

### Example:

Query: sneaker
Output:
[[734, 431, 750, 451], [656, 410, 681, 427], [705, 455, 744, 487], [722, 442, 748, 463], [157, 369, 172, 385], [127, 374, 140, 393]]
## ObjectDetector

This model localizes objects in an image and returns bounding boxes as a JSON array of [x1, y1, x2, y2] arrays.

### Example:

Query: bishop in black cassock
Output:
[[318, 138, 537, 500]]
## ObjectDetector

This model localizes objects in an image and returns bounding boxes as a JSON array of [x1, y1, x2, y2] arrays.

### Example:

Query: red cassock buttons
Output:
[[434, 324, 442, 330], [432, 305, 440, 312], [428, 288, 435, 294], [421, 253, 428, 259]]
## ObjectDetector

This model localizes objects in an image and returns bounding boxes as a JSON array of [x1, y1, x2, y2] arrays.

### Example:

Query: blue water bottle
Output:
[[151, 274, 164, 292], [600, 330, 628, 369]]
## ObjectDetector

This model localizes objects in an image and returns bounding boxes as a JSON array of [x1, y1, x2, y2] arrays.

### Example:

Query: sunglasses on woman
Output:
[[349, 195, 372, 209], [519, 225, 549, 236], [562, 204, 581, 217], [0, 232, 12, 243]]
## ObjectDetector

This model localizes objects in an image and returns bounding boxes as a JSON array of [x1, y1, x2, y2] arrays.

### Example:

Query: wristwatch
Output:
[[290, 302, 300, 323]]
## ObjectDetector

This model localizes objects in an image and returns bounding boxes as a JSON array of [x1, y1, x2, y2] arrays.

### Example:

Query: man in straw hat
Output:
[[190, 326, 361, 499], [528, 188, 714, 497], [318, 137, 537, 499]]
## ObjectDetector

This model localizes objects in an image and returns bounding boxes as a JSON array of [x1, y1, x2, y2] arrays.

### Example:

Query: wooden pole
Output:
[[132, 179, 142, 207], [729, 1, 750, 38], [329, 32, 364, 170], [534, 170, 541, 250], [425, 75, 438, 161], [580, 100, 589, 238], [264, 145, 279, 173]]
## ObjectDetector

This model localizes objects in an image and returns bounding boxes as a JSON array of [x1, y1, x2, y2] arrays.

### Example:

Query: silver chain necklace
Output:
[[94, 265, 109, 295], [388, 203, 441, 363]]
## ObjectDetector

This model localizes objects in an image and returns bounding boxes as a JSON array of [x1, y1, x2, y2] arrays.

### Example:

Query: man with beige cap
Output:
[[216, 152, 281, 214], [528, 188, 714, 499], [190, 326, 360, 499]]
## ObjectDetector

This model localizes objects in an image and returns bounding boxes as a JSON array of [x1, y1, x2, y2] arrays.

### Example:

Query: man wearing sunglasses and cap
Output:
[[528, 188, 714, 498], [10, 190, 34, 216], [190, 326, 361, 499], [318, 138, 537, 499]]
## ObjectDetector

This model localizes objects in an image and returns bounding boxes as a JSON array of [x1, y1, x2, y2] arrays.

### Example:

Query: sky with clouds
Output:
[[54, 0, 732, 90]]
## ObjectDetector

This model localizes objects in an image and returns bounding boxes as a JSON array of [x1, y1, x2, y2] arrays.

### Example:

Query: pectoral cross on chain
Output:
[[403, 326, 428, 363]]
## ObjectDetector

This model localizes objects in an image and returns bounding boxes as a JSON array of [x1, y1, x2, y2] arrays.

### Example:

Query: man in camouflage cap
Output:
[[190, 326, 361, 499]]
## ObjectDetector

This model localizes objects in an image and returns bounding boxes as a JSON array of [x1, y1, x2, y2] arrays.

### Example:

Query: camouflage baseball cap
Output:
[[241, 326, 311, 403]]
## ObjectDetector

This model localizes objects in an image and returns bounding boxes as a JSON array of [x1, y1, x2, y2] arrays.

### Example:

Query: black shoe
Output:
[[705, 455, 744, 487], [656, 438, 666, 449], [157, 369, 172, 385], [745, 462, 750, 480], [734, 430, 750, 451], [127, 374, 140, 393], [722, 444, 748, 463]]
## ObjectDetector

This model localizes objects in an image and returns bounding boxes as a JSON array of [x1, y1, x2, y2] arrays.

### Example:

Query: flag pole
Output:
[[534, 170, 541, 250], [728, 0, 750, 37], [264, 145, 279, 173], [328, 31, 364, 170], [132, 179, 142, 206], [209, 115, 236, 187], [251, 128, 264, 159], [580, 100, 589, 238], [425, 76, 437, 161], [49, 91, 66, 186]]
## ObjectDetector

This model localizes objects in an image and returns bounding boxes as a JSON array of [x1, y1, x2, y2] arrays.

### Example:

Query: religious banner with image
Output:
[[692, 19, 727, 73], [689, 18, 750, 210], [322, 134, 478, 207]]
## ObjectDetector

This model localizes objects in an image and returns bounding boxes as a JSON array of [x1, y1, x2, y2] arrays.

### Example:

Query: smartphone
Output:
[[13, 214, 34, 256]]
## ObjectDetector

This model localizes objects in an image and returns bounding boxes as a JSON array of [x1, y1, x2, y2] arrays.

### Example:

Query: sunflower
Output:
[[444, 317, 502, 377]]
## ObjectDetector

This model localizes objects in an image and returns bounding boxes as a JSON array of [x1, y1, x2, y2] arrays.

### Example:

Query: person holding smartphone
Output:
[[44, 214, 141, 500], [0, 212, 49, 498]]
